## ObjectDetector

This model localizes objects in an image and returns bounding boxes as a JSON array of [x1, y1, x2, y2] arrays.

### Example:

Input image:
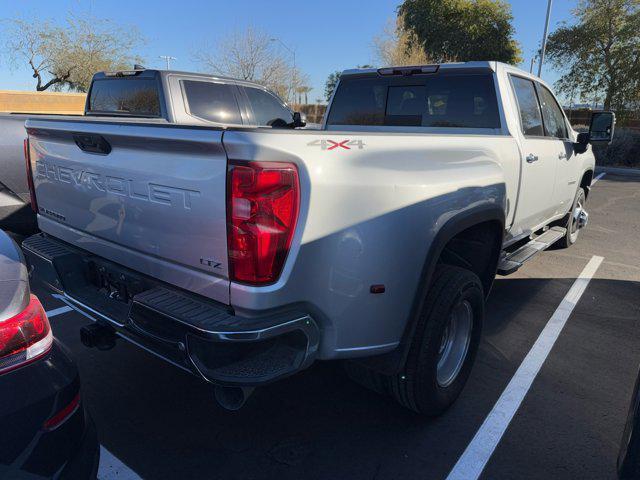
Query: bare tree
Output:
[[373, 16, 432, 66], [3, 14, 143, 92], [194, 27, 308, 103]]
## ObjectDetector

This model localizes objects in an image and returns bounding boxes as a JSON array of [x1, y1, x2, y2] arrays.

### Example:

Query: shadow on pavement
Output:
[[40, 274, 639, 480]]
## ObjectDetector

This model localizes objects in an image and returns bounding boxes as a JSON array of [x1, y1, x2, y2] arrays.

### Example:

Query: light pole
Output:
[[537, 0, 553, 78], [270, 38, 296, 102], [159, 55, 177, 70]]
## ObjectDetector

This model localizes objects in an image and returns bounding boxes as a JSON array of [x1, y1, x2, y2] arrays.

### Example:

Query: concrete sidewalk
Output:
[[596, 165, 640, 176]]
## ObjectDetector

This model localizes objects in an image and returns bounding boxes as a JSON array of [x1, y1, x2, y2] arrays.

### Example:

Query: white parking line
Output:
[[99, 446, 142, 480], [0, 190, 23, 207], [44, 306, 73, 318], [446, 255, 604, 480], [592, 172, 606, 184]]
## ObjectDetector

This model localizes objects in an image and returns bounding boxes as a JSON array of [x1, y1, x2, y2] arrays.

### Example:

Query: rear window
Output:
[[326, 73, 500, 129], [182, 80, 242, 124], [88, 78, 161, 117]]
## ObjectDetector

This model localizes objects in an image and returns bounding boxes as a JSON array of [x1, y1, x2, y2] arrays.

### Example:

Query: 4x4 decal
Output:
[[307, 139, 365, 150]]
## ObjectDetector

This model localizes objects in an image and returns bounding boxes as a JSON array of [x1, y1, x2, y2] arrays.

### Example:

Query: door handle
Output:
[[526, 154, 539, 163], [558, 152, 567, 160]]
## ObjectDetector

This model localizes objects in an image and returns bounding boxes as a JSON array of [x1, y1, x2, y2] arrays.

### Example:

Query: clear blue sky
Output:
[[0, 0, 577, 102]]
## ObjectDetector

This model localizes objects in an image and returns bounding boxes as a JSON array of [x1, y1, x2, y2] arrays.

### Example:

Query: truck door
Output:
[[509, 75, 558, 230], [536, 83, 576, 215]]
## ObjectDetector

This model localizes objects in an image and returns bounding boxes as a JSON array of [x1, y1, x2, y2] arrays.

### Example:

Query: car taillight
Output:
[[227, 161, 300, 285], [0, 295, 52, 374], [24, 138, 38, 213]]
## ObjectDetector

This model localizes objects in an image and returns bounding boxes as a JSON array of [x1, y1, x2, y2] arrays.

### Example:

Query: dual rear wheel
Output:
[[347, 187, 588, 414], [346, 265, 483, 415]]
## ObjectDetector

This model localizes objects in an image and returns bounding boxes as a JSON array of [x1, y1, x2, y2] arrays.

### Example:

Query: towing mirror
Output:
[[574, 111, 616, 154], [293, 112, 307, 128], [588, 111, 615, 145]]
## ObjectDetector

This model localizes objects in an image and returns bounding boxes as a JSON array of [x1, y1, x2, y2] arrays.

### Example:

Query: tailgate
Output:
[[26, 118, 230, 304]]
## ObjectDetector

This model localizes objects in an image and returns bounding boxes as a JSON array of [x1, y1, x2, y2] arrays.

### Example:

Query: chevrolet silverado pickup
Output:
[[21, 62, 614, 413]]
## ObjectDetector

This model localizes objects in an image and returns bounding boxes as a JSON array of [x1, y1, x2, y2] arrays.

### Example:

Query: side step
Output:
[[497, 226, 566, 275]]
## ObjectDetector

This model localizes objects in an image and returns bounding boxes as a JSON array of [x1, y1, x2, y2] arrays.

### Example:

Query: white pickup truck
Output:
[[22, 62, 614, 413]]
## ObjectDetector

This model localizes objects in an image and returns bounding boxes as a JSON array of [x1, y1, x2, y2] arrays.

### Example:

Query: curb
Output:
[[595, 166, 640, 176]]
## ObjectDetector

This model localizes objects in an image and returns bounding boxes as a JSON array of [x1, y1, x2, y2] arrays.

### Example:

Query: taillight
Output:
[[23, 138, 38, 213], [0, 295, 52, 374], [227, 161, 300, 285]]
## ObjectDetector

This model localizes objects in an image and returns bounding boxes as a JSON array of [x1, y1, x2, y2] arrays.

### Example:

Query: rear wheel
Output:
[[346, 265, 484, 415], [557, 187, 587, 248]]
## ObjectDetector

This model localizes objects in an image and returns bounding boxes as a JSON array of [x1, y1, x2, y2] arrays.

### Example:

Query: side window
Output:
[[511, 76, 544, 136], [182, 80, 242, 124], [537, 85, 568, 139], [244, 87, 293, 127]]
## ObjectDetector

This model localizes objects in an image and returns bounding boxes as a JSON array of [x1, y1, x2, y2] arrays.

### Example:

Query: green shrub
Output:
[[592, 127, 640, 168]]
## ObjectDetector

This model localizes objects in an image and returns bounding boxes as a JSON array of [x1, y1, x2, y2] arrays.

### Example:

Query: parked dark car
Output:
[[0, 230, 99, 479], [619, 365, 640, 479]]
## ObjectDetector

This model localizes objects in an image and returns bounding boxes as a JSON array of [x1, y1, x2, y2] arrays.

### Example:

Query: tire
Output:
[[557, 187, 586, 249], [345, 265, 484, 415]]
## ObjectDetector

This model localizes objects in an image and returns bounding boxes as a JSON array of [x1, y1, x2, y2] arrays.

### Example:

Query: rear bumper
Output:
[[59, 414, 100, 480], [1, 340, 99, 479], [22, 234, 319, 387]]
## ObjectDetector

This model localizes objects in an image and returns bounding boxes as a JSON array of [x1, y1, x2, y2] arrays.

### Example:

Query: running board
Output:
[[497, 227, 566, 275]]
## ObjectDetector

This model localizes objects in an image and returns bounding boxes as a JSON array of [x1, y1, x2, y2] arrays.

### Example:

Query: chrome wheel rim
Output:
[[570, 193, 586, 242], [437, 300, 473, 387]]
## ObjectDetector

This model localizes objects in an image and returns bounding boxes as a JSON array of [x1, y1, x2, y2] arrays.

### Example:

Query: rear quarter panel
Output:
[[0, 230, 29, 321], [0, 114, 31, 200], [224, 129, 518, 358]]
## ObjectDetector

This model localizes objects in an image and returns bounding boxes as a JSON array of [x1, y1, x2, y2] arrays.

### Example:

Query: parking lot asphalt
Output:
[[27, 172, 640, 480]]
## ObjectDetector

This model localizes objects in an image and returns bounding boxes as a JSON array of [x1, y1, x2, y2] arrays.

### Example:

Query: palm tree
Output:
[[295, 85, 312, 105]]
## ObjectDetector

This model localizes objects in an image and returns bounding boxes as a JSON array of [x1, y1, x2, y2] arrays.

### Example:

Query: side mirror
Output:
[[293, 112, 307, 128], [588, 111, 616, 145], [574, 132, 590, 154]]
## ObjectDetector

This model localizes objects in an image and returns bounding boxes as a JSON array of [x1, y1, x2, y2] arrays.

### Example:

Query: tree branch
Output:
[[39, 66, 74, 91]]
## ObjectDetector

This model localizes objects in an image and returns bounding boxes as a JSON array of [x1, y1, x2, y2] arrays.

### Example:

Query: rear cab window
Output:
[[87, 77, 161, 117], [326, 72, 501, 130]]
